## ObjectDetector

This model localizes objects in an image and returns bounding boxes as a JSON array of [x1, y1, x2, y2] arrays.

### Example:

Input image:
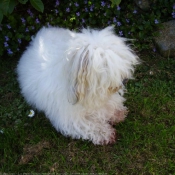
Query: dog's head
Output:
[[66, 26, 140, 108]]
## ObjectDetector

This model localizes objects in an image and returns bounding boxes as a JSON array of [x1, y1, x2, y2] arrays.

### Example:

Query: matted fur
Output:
[[17, 26, 139, 145]]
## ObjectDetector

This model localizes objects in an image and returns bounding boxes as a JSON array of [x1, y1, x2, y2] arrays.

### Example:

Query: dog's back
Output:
[[17, 27, 72, 110]]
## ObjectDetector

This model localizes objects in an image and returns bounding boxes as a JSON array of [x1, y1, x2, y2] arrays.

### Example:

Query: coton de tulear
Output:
[[17, 26, 139, 145]]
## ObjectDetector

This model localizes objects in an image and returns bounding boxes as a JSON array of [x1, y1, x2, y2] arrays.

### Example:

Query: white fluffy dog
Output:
[[17, 26, 139, 145]]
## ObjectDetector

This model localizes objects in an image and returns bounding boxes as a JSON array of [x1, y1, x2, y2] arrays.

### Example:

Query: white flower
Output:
[[28, 110, 35, 117], [149, 71, 154, 75], [0, 130, 4, 134]]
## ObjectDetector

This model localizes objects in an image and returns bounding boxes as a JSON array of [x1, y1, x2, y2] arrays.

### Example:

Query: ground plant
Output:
[[0, 0, 175, 173]]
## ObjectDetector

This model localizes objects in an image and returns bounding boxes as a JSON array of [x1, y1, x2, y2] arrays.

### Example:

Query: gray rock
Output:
[[154, 20, 175, 58], [134, 0, 150, 11]]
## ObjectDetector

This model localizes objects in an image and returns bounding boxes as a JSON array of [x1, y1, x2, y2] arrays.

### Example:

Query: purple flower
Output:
[[117, 6, 121, 10], [7, 49, 13, 55], [18, 39, 22, 44], [172, 12, 175, 18], [153, 47, 156, 52], [117, 21, 121, 26], [21, 18, 26, 23], [55, 9, 58, 14], [27, 9, 33, 17], [126, 19, 130, 23], [107, 4, 110, 8], [7, 24, 11, 29], [25, 28, 29, 32], [128, 31, 131, 35], [4, 42, 9, 47], [5, 36, 9, 41], [90, 5, 94, 11], [108, 21, 111, 25], [55, 0, 59, 6], [27, 9, 31, 14], [76, 12, 80, 16], [66, 8, 70, 12], [119, 31, 123, 36], [35, 18, 40, 24], [31, 26, 35, 30], [84, 0, 87, 4], [85, 8, 88, 12], [173, 4, 175, 9], [154, 19, 159, 24], [74, 2, 79, 7], [113, 17, 117, 23], [101, 1, 105, 7], [133, 10, 137, 14], [82, 19, 85, 23]]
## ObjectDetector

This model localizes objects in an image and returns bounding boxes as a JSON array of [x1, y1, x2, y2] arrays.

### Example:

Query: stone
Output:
[[154, 20, 175, 58], [134, 0, 150, 11]]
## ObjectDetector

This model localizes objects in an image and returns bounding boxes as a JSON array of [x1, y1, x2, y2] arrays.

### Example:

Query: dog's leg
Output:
[[75, 115, 117, 145], [108, 107, 128, 126], [103, 103, 128, 125], [91, 122, 117, 145], [114, 107, 128, 123]]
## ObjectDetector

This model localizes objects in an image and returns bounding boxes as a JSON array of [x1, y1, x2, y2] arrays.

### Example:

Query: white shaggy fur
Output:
[[17, 26, 139, 145]]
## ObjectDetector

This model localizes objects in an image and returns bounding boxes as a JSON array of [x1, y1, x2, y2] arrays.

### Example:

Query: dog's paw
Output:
[[105, 129, 116, 145], [96, 128, 116, 145]]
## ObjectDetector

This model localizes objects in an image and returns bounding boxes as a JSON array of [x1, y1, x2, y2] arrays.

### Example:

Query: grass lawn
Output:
[[0, 51, 175, 174]]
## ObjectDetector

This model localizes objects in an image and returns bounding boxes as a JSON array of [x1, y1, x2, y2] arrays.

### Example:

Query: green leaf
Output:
[[0, 0, 10, 15], [30, 0, 44, 13], [18, 0, 28, 4], [0, 10, 3, 23], [8, 0, 18, 14], [138, 25, 143, 30], [111, 0, 121, 7], [139, 32, 144, 38]]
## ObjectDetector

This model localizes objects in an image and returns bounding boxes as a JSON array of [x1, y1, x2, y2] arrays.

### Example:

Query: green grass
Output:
[[0, 52, 175, 174]]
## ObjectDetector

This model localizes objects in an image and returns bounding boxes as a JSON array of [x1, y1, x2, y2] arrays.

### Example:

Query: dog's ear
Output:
[[67, 85, 78, 105], [67, 46, 90, 105]]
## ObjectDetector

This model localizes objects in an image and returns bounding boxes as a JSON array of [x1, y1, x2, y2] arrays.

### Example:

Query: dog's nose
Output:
[[122, 79, 128, 86]]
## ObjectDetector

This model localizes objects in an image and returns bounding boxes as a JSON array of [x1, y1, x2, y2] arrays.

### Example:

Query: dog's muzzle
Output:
[[122, 79, 128, 86]]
